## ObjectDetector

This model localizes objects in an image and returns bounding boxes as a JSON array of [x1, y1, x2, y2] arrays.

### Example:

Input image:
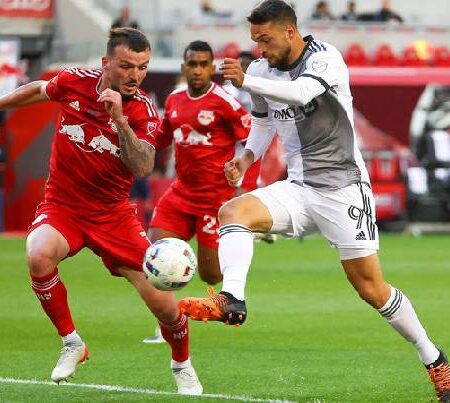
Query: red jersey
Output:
[[44, 67, 159, 214], [156, 83, 250, 210]]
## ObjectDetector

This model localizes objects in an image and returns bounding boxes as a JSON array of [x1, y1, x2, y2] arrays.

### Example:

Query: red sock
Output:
[[31, 268, 75, 337], [159, 313, 189, 362]]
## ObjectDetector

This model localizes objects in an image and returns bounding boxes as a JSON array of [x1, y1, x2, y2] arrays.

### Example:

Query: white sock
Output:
[[218, 224, 254, 301], [171, 358, 191, 370], [62, 330, 83, 347], [378, 286, 440, 365]]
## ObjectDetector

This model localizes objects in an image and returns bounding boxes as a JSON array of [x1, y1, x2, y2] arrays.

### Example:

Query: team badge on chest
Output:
[[197, 110, 215, 126]]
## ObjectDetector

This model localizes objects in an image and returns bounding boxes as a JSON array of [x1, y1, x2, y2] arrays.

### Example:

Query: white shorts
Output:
[[250, 181, 379, 257]]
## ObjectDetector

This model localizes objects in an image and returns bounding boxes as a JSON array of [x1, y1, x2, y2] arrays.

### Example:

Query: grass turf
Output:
[[0, 234, 449, 402]]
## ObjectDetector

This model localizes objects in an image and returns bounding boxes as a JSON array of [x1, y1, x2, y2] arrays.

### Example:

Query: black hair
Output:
[[247, 0, 297, 26], [238, 51, 254, 61], [107, 27, 150, 55], [183, 40, 214, 60]]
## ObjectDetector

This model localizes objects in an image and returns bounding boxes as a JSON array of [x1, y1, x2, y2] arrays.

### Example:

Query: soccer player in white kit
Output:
[[179, 1, 450, 400]]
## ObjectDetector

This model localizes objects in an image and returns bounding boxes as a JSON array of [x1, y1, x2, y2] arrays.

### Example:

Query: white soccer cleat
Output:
[[172, 366, 203, 395], [142, 325, 165, 344], [51, 343, 89, 383]]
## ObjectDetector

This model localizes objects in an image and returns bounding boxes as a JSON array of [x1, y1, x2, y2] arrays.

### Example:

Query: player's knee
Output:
[[355, 284, 385, 308], [27, 248, 55, 276], [218, 199, 248, 226]]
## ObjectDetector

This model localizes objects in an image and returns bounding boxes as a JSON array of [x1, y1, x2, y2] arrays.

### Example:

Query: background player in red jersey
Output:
[[0, 28, 202, 395], [143, 41, 251, 343]]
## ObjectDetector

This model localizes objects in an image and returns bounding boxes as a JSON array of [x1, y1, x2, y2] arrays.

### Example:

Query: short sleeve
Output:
[[132, 95, 160, 148], [45, 68, 73, 102], [224, 102, 251, 142], [155, 99, 174, 150]]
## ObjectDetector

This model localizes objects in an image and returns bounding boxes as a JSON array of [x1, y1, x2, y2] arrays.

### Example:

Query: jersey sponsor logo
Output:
[[274, 107, 296, 120], [273, 101, 318, 121], [59, 118, 86, 144], [69, 100, 80, 111], [197, 110, 215, 126], [59, 115, 121, 157], [312, 60, 328, 73], [173, 124, 213, 146], [88, 134, 120, 157]]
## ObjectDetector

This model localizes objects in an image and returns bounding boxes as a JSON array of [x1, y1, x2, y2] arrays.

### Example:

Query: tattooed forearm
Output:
[[115, 120, 155, 178]]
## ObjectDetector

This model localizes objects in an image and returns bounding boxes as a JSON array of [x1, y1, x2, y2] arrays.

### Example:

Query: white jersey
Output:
[[243, 35, 369, 189]]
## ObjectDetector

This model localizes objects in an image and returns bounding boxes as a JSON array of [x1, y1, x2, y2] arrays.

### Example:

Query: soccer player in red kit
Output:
[[0, 28, 202, 395], [142, 41, 251, 343], [150, 40, 251, 284]]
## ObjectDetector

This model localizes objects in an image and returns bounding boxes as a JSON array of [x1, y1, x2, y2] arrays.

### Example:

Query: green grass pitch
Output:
[[1, 234, 449, 402]]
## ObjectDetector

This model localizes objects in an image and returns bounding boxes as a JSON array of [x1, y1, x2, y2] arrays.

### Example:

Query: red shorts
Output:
[[29, 201, 150, 276], [150, 186, 220, 249]]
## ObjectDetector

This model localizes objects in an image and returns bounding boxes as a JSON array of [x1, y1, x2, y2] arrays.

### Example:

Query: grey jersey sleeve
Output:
[[244, 61, 275, 160], [242, 49, 347, 106], [245, 60, 269, 118], [245, 115, 276, 161], [250, 91, 269, 118]]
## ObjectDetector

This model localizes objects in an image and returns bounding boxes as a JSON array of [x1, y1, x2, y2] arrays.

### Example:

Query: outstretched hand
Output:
[[97, 88, 125, 123], [220, 58, 245, 88]]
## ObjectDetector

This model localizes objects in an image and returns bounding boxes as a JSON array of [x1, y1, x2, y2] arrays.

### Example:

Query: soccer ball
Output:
[[142, 238, 197, 291]]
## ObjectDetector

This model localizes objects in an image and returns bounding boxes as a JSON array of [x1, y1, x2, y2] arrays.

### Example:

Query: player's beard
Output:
[[270, 45, 292, 70], [111, 84, 135, 102]]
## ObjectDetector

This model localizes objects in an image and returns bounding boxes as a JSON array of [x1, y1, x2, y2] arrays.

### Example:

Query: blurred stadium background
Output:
[[0, 0, 449, 233]]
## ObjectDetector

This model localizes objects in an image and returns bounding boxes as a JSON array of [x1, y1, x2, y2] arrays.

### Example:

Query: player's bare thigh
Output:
[[219, 194, 273, 232], [26, 224, 70, 276]]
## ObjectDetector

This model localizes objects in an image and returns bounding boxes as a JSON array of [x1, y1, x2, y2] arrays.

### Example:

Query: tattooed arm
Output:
[[115, 117, 155, 178], [98, 88, 155, 178]]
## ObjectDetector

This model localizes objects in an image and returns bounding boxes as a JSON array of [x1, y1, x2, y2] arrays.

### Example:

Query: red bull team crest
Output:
[[197, 110, 215, 126]]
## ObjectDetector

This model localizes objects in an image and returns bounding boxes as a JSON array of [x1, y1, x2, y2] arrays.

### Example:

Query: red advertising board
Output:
[[0, 0, 53, 18]]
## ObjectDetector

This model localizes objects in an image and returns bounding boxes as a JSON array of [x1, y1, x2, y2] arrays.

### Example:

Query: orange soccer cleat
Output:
[[179, 287, 247, 326], [426, 350, 450, 402]]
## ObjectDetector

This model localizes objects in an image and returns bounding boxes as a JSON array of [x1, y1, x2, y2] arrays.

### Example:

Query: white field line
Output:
[[0, 377, 296, 403]]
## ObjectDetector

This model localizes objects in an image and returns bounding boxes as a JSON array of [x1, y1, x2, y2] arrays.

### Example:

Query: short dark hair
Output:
[[238, 51, 254, 61], [247, 0, 297, 26], [107, 27, 151, 56], [183, 40, 214, 60]]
